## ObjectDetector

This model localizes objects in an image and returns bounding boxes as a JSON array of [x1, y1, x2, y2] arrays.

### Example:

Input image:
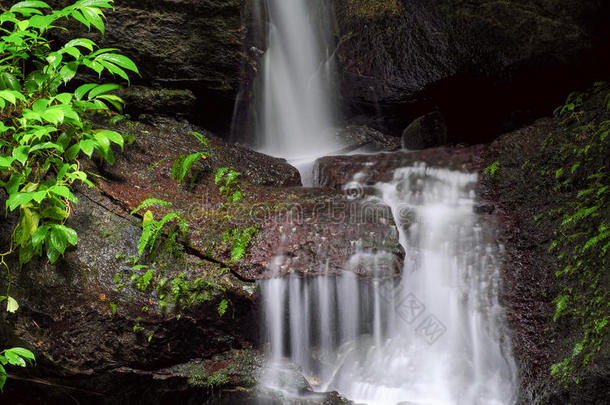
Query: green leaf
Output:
[[65, 144, 81, 161], [0, 72, 20, 91], [96, 94, 124, 111], [7, 348, 35, 361], [10, 1, 50, 10], [31, 225, 50, 249], [6, 297, 19, 313], [41, 108, 65, 125], [0, 156, 15, 169], [131, 198, 172, 215], [46, 244, 60, 264], [94, 132, 110, 154], [88, 83, 119, 99], [64, 38, 95, 51], [55, 224, 77, 246], [17, 207, 40, 246], [60, 46, 81, 59], [80, 6, 105, 33], [0, 90, 17, 105], [95, 53, 139, 74], [49, 185, 77, 202], [0, 365, 6, 391], [75, 0, 113, 8], [30, 142, 62, 153], [218, 299, 228, 316], [32, 98, 49, 113], [13, 146, 30, 165], [70, 9, 90, 28], [79, 139, 96, 156], [172, 152, 203, 183], [75, 83, 97, 100], [97, 60, 129, 81], [40, 206, 69, 221], [95, 129, 123, 149], [58, 62, 78, 84], [50, 226, 68, 254], [27, 13, 54, 30], [215, 167, 229, 185], [6, 192, 35, 211]]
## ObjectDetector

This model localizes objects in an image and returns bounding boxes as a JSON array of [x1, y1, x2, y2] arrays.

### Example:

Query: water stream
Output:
[[261, 164, 517, 404], [256, 0, 342, 185], [255, 1, 517, 404]]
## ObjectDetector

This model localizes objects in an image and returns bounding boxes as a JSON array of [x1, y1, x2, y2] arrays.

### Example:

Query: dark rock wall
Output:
[[331, 0, 610, 142], [47, 0, 246, 133], [31, 0, 610, 143]]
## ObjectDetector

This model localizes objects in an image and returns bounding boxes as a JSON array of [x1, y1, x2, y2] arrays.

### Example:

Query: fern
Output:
[[230, 227, 257, 262], [171, 131, 210, 184], [138, 212, 188, 256], [131, 198, 172, 215]]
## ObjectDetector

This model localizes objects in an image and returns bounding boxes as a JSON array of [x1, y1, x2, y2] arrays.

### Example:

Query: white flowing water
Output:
[[260, 163, 517, 404], [256, 0, 343, 185]]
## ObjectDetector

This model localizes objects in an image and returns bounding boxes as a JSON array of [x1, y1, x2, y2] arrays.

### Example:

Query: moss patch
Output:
[[341, 0, 403, 19]]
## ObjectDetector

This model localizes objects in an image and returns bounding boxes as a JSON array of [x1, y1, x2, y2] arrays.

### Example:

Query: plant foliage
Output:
[[535, 83, 610, 383], [0, 347, 35, 391], [0, 1, 135, 388], [0, 0, 137, 299]]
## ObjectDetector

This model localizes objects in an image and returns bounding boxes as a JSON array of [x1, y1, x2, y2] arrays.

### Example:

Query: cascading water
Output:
[[260, 163, 517, 404], [255, 1, 517, 403], [256, 0, 342, 185]]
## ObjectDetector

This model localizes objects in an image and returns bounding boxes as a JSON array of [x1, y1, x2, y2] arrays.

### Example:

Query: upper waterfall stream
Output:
[[256, 0, 343, 185]]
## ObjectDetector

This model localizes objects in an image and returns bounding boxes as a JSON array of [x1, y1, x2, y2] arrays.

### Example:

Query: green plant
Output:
[[130, 198, 188, 256], [535, 85, 610, 384], [483, 161, 500, 177], [215, 167, 242, 206], [171, 131, 209, 184], [0, 0, 137, 311], [223, 226, 257, 262], [0, 347, 35, 391]]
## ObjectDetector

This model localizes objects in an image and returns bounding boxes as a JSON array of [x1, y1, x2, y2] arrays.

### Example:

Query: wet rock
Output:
[[118, 86, 197, 119], [336, 125, 401, 152], [90, 120, 404, 280], [477, 112, 610, 404], [315, 144, 487, 190], [0, 186, 259, 404], [401, 111, 448, 150], [473, 203, 495, 215]]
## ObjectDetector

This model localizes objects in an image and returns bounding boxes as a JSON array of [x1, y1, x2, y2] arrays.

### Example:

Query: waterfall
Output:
[[256, 0, 343, 185], [260, 163, 517, 404]]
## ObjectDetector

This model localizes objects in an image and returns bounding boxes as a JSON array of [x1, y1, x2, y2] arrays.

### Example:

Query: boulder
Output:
[[315, 144, 487, 190], [336, 125, 401, 152], [401, 112, 448, 150], [91, 119, 404, 280]]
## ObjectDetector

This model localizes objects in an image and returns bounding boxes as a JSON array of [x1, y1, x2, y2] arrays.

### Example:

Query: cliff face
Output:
[[45, 0, 246, 132], [331, 0, 610, 142], [39, 0, 610, 142]]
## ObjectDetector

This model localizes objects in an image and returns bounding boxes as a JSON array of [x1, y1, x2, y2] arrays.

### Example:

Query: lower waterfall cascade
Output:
[[260, 163, 518, 405]]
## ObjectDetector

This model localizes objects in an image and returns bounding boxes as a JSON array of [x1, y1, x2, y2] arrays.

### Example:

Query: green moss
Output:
[[342, 0, 403, 19], [171, 350, 263, 389]]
